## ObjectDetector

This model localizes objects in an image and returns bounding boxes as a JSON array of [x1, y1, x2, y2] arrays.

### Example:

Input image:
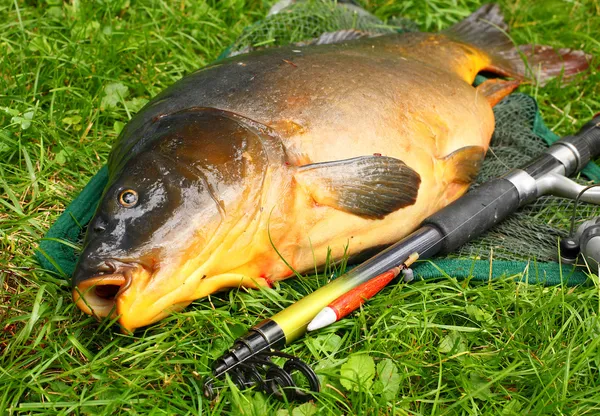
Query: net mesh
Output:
[[224, 0, 417, 57], [226, 0, 599, 264]]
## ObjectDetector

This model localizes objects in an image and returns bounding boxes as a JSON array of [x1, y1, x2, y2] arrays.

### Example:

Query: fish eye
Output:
[[119, 189, 138, 208]]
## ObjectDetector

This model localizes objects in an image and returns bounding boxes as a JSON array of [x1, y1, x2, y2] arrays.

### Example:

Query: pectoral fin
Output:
[[444, 146, 486, 184], [294, 156, 421, 219]]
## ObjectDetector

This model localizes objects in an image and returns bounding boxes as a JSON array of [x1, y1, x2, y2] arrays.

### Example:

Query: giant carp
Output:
[[72, 4, 590, 330]]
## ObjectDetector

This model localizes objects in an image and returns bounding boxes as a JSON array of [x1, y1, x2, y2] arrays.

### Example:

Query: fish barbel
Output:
[[71, 4, 590, 330]]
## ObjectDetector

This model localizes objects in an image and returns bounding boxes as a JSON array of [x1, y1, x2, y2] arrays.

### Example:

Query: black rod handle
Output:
[[422, 178, 520, 254], [558, 115, 600, 174]]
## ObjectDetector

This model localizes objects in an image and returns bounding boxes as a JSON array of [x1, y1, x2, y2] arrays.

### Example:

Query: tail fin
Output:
[[497, 45, 591, 84], [444, 4, 591, 84]]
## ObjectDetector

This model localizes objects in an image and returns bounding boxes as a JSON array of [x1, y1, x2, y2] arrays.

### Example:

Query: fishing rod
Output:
[[204, 114, 600, 401]]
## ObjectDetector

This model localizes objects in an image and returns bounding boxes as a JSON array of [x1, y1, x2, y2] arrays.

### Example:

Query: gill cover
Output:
[[72, 108, 275, 328]]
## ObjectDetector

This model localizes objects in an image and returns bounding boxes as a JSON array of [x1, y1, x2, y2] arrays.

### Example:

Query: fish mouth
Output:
[[72, 261, 266, 331], [72, 270, 132, 318]]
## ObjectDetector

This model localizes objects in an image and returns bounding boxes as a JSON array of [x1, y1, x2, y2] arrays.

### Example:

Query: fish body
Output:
[[72, 4, 589, 330]]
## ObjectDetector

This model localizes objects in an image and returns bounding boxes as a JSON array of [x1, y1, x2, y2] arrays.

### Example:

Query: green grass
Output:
[[2, 0, 600, 414]]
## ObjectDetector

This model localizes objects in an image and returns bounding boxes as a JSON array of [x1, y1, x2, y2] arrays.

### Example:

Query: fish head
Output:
[[72, 108, 273, 331]]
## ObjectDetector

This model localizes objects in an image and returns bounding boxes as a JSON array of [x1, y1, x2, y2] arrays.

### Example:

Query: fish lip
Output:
[[106, 261, 136, 293], [73, 273, 127, 318], [72, 262, 138, 318]]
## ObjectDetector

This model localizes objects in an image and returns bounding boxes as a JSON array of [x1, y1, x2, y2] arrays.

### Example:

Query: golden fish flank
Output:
[[71, 4, 590, 330]]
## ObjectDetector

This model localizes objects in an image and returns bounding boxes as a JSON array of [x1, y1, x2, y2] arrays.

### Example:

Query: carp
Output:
[[72, 4, 590, 330]]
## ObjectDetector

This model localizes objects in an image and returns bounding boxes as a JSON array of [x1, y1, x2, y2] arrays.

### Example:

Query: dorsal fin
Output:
[[294, 29, 380, 47], [444, 4, 509, 51]]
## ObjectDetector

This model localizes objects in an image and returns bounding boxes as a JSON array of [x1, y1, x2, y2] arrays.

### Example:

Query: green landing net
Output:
[[36, 0, 600, 287]]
